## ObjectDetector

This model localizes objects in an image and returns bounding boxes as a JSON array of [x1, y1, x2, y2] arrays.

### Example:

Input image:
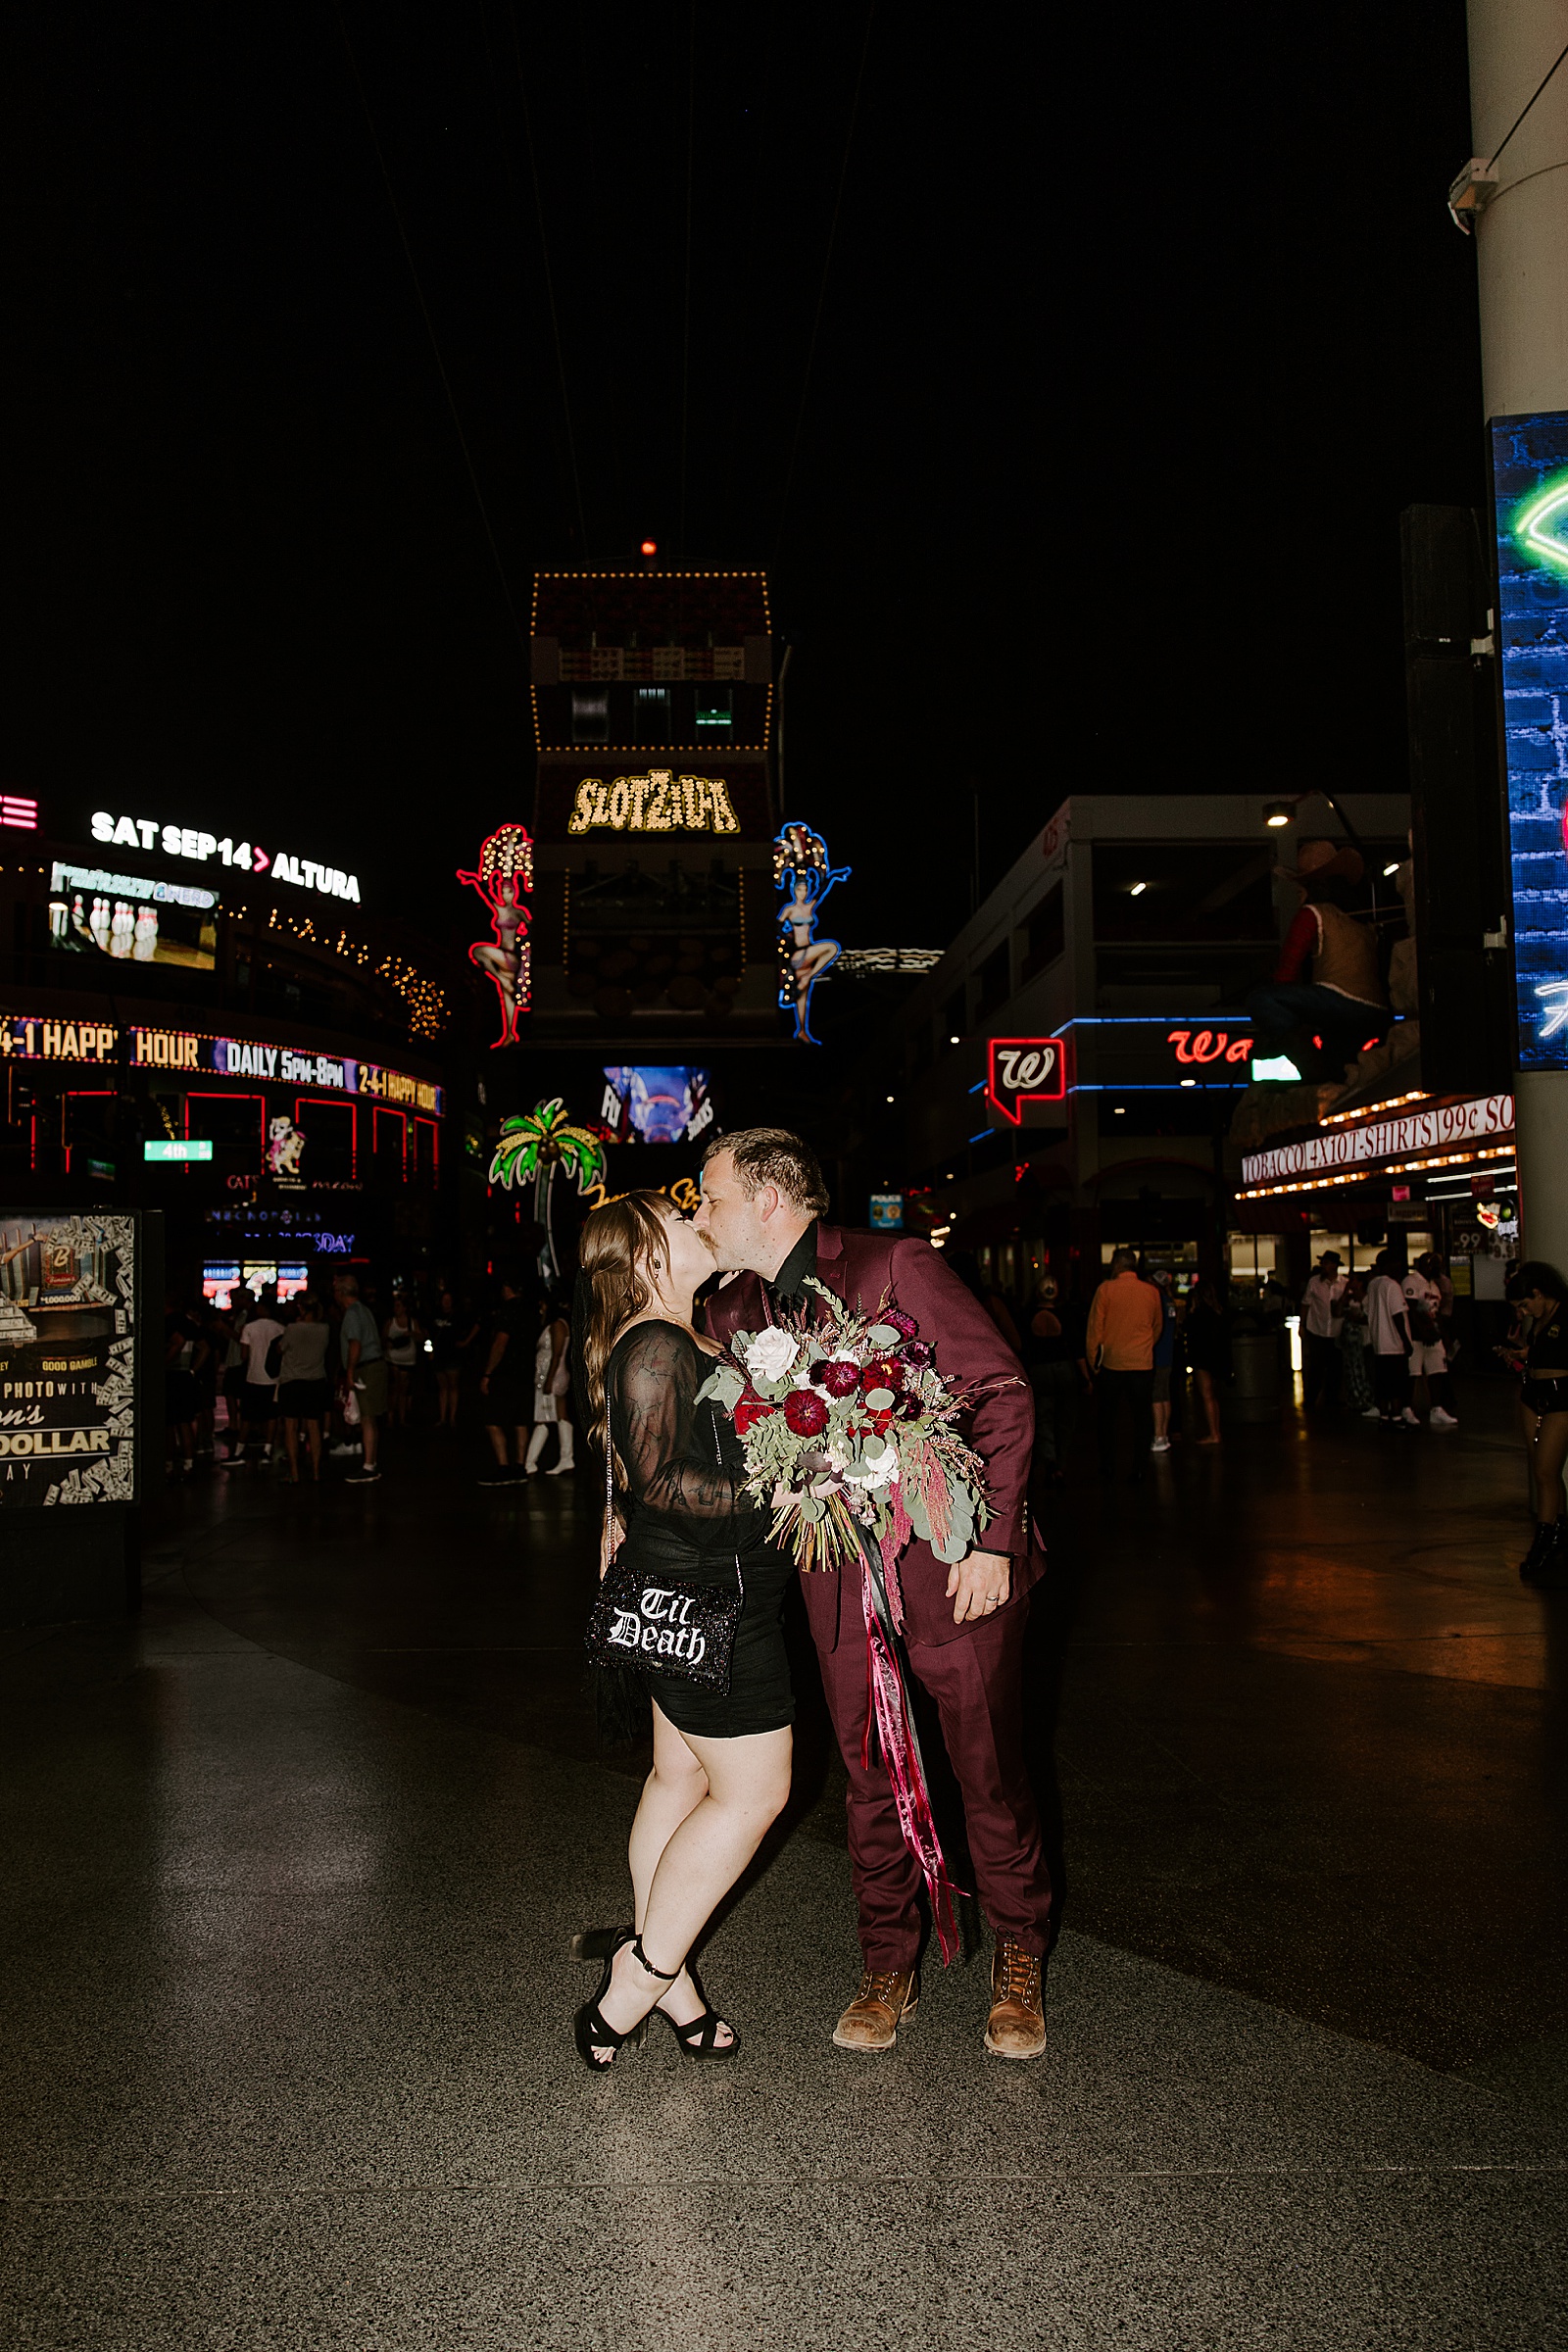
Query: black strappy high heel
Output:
[[573, 1933, 674, 2073], [654, 1985, 740, 2063], [570, 1924, 632, 1964]]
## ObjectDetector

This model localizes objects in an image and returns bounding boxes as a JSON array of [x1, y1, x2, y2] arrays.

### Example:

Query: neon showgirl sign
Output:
[[457, 825, 534, 1048]]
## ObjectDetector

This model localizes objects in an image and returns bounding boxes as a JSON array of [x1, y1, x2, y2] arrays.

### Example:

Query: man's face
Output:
[[692, 1149, 770, 1273]]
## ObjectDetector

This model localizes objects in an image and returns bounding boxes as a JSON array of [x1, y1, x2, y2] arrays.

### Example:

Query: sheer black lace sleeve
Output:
[[607, 1322, 756, 1531]]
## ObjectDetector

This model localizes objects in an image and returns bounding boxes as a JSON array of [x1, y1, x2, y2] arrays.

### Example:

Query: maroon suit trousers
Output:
[[805, 1572, 1052, 1968]]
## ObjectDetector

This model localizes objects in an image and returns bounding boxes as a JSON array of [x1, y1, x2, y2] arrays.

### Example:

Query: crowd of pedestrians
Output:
[[161, 1267, 577, 1489], [997, 1242, 1471, 1485]]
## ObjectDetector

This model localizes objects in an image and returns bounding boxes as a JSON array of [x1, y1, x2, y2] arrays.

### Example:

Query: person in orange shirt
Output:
[[1081, 1250, 1165, 1480]]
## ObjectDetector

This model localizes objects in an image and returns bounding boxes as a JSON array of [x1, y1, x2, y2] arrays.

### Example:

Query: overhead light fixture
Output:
[[1128, 881, 1147, 897], [885, 1094, 895, 1103], [1383, 861, 1399, 876], [1113, 1106, 1126, 1116], [1263, 801, 1292, 829], [948, 1034, 960, 1045]]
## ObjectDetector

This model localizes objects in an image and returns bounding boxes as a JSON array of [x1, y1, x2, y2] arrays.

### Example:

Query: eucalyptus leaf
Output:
[[867, 1323, 902, 1348], [864, 1387, 895, 1411], [697, 1365, 745, 1411], [933, 1528, 968, 1565], [862, 1434, 886, 1460]]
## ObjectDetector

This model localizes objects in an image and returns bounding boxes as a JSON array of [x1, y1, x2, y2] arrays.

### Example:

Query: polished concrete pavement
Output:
[[2, 1381, 1566, 2348]]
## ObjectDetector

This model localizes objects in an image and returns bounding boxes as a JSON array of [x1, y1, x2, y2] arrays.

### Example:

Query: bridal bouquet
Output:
[[696, 1276, 993, 1593], [698, 1276, 992, 1962]]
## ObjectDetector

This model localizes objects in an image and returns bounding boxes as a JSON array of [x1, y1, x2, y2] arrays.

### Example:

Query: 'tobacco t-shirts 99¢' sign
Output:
[[88, 814, 361, 904]]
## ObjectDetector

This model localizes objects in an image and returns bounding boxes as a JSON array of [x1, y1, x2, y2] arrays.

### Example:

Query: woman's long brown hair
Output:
[[578, 1192, 676, 1472]]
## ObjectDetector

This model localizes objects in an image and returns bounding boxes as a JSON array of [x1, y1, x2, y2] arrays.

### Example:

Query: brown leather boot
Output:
[[831, 1965, 919, 2052], [985, 1937, 1046, 2059]]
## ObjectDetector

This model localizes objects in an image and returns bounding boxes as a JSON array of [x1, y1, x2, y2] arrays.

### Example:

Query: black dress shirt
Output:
[[766, 1220, 820, 1314]]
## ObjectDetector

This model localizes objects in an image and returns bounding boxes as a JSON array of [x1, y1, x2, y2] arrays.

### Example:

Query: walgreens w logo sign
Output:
[[986, 1037, 1066, 1125]]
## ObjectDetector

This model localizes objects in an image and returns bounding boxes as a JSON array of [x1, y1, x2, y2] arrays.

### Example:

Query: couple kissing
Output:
[[571, 1126, 1050, 2071]]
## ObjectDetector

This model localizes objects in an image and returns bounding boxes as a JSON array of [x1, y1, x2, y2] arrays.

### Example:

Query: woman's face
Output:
[[648, 1201, 714, 1298]]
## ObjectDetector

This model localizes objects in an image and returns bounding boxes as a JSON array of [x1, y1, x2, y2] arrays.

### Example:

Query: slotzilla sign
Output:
[[1241, 1093, 1514, 1188], [566, 772, 742, 835]]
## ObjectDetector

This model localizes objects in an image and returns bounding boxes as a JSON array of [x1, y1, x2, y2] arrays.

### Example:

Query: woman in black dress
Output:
[[1186, 1279, 1231, 1446], [573, 1191, 794, 2070]]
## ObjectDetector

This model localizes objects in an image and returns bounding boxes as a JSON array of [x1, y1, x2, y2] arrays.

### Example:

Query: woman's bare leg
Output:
[[595, 1707, 791, 2047], [628, 1703, 710, 1927], [1531, 1411, 1568, 1524]]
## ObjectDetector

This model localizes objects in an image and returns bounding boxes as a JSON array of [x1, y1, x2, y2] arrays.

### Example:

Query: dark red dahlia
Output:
[[901, 1340, 933, 1369], [733, 1387, 776, 1436], [819, 1359, 860, 1398], [783, 1388, 830, 1437], [883, 1308, 918, 1339], [859, 1355, 906, 1394]]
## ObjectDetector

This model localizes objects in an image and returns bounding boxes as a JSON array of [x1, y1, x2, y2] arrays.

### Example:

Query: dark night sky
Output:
[[10, 3, 1482, 944]]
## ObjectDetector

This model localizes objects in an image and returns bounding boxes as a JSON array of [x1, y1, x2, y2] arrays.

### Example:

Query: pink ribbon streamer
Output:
[[858, 1540, 963, 1965]]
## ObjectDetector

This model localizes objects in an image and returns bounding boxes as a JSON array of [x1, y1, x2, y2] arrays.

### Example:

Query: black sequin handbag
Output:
[[584, 1400, 745, 1693]]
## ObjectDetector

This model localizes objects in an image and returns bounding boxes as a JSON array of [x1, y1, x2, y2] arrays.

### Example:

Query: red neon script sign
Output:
[[987, 1037, 1066, 1125], [1167, 1028, 1253, 1067]]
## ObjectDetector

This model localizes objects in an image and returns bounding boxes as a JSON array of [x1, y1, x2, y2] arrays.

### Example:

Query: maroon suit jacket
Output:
[[702, 1223, 1043, 1648]]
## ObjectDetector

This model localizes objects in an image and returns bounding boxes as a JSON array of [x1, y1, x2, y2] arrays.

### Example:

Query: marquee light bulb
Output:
[[1129, 881, 1147, 896], [949, 1034, 960, 1045], [641, 539, 657, 556], [1384, 861, 1398, 876]]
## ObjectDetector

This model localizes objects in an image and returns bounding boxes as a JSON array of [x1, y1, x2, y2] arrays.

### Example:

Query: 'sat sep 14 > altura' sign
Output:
[[89, 812, 362, 904]]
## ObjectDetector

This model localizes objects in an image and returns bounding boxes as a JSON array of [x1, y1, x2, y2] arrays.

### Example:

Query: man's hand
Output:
[[946, 1547, 1011, 1626]]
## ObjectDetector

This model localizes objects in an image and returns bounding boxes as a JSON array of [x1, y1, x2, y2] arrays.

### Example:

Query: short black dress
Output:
[[606, 1320, 794, 1740]]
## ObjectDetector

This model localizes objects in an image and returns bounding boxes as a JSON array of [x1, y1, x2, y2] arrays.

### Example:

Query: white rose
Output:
[[843, 1446, 899, 1491], [742, 1327, 799, 1383]]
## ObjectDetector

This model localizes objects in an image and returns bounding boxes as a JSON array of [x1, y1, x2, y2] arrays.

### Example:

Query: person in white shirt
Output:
[[231, 1294, 285, 1462], [1365, 1253, 1418, 1426], [1300, 1250, 1347, 1414], [1403, 1261, 1459, 1427]]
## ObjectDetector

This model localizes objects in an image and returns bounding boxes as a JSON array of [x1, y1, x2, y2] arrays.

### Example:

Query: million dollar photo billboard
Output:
[[0, 1212, 137, 1505]]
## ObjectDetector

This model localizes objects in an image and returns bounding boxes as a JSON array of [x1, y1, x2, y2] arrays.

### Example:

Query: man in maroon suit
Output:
[[694, 1128, 1050, 2059]]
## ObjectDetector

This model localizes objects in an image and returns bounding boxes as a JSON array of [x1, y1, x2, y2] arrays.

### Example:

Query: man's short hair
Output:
[[1109, 1248, 1139, 1272], [334, 1273, 360, 1297], [703, 1127, 829, 1216]]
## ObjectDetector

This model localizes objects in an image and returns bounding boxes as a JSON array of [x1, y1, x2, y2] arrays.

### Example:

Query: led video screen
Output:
[[49, 860, 219, 972], [1493, 412, 1568, 1067], [600, 1066, 714, 1146]]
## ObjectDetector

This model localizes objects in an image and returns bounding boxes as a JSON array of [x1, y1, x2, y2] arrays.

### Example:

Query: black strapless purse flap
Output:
[[584, 1396, 744, 1693]]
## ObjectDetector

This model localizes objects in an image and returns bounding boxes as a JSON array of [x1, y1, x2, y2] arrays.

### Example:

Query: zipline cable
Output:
[[770, 0, 876, 566], [335, 1, 527, 653]]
